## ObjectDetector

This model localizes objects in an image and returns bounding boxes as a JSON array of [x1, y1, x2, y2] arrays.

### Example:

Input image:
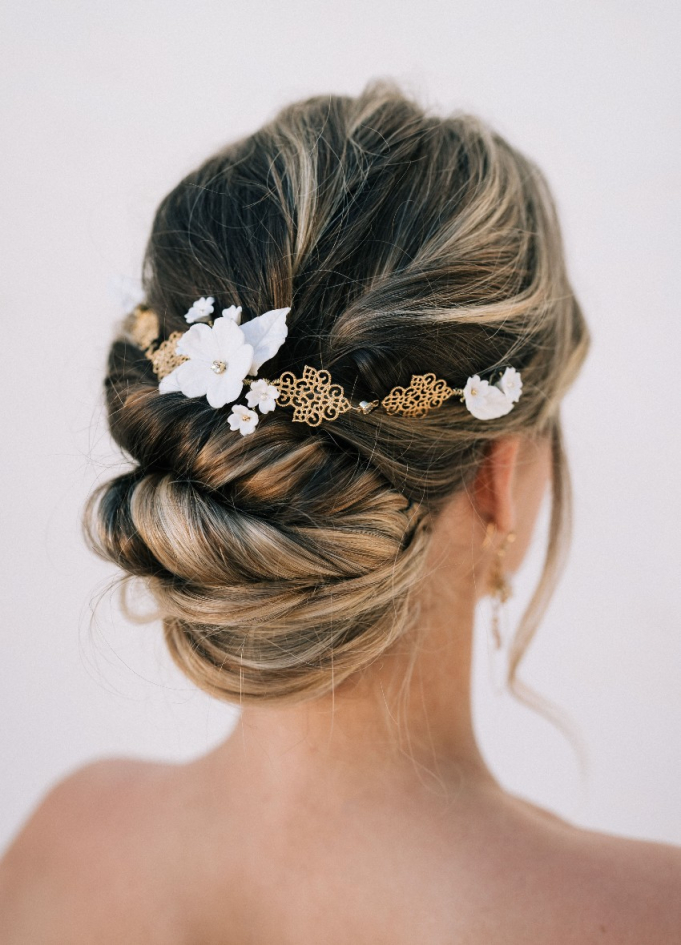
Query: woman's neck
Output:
[[219, 524, 494, 798]]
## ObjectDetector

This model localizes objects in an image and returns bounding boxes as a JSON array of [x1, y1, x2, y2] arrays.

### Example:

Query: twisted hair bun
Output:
[[91, 398, 428, 700], [88, 83, 588, 703]]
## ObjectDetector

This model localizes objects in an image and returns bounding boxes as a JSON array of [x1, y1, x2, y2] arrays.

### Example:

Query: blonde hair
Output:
[[87, 83, 589, 704]]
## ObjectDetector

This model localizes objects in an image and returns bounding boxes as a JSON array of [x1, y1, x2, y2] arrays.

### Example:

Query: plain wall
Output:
[[1, 0, 680, 851]]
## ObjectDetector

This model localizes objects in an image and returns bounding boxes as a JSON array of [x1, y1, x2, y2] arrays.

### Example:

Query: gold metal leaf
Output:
[[380, 373, 455, 418], [128, 305, 159, 352], [148, 332, 188, 379], [272, 365, 352, 426]]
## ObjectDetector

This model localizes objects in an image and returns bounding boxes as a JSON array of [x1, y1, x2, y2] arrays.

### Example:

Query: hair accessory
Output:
[[273, 367, 353, 426], [185, 296, 215, 323], [130, 303, 523, 434], [381, 373, 456, 418]]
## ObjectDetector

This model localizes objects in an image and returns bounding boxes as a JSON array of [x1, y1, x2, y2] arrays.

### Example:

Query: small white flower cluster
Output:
[[184, 296, 217, 324], [462, 367, 523, 420], [227, 380, 281, 435], [159, 298, 290, 436]]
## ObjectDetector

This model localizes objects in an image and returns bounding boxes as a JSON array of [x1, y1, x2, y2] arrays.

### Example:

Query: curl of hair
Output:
[[87, 82, 588, 704]]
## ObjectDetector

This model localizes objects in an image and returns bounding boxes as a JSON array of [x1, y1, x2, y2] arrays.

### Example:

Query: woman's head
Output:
[[88, 82, 588, 704]]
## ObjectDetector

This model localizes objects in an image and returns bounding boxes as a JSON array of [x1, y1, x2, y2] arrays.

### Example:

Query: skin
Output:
[[1, 435, 680, 944]]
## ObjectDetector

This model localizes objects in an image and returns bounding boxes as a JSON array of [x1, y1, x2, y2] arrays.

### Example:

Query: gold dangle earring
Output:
[[483, 523, 516, 648]]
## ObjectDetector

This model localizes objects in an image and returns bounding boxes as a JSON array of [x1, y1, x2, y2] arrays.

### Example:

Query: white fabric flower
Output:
[[108, 274, 145, 311], [228, 404, 259, 436], [222, 305, 242, 325], [498, 366, 523, 404], [246, 379, 280, 414], [159, 316, 254, 409], [240, 307, 290, 375], [463, 375, 514, 420], [185, 296, 215, 324]]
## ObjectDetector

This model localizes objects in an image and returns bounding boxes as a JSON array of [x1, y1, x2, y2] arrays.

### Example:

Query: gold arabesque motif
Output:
[[149, 333, 188, 379], [272, 366, 352, 426], [380, 373, 458, 418], [129, 305, 188, 379]]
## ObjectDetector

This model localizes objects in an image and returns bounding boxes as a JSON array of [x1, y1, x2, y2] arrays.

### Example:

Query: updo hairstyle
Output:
[[87, 84, 588, 703]]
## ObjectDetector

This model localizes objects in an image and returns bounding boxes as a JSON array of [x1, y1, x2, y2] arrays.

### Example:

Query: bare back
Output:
[[2, 755, 680, 944]]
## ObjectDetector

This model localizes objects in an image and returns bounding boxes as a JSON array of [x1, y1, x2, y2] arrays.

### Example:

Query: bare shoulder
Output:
[[0, 758, 185, 945], [576, 826, 681, 941], [500, 793, 681, 944]]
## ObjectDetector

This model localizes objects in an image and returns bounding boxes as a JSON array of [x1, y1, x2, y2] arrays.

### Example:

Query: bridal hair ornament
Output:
[[129, 301, 523, 436]]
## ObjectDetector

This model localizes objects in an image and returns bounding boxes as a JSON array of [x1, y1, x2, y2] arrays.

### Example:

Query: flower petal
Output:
[[176, 322, 219, 362], [239, 408, 259, 435], [249, 379, 269, 397], [229, 343, 255, 382], [240, 307, 290, 375], [185, 296, 215, 323], [212, 315, 248, 359], [468, 385, 514, 420], [172, 359, 211, 399], [222, 305, 242, 325], [260, 397, 276, 414], [158, 367, 182, 394], [109, 274, 145, 311], [462, 376, 488, 411], [245, 378, 279, 413], [205, 369, 245, 409], [498, 367, 523, 403], [228, 405, 259, 434]]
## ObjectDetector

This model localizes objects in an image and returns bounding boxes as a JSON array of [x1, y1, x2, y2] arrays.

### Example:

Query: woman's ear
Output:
[[471, 437, 522, 536]]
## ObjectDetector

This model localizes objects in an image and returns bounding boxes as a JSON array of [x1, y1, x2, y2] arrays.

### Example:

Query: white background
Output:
[[1, 0, 680, 851]]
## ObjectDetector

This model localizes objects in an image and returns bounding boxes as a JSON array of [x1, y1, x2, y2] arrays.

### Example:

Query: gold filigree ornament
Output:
[[128, 306, 189, 379], [271, 366, 353, 426], [380, 373, 462, 418], [148, 333, 188, 378], [128, 306, 160, 352], [266, 367, 466, 425]]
